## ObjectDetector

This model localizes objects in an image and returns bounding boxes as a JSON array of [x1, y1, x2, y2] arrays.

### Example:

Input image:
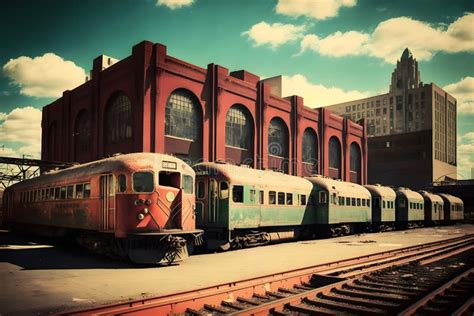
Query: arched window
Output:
[[226, 105, 253, 150], [329, 137, 341, 178], [165, 89, 201, 141], [105, 93, 132, 144], [350, 142, 361, 183], [74, 110, 91, 155], [268, 118, 288, 158], [302, 128, 318, 163]]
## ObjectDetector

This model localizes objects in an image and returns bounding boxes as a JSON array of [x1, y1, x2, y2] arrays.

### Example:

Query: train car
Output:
[[306, 176, 372, 236], [394, 187, 424, 229], [419, 191, 444, 226], [193, 162, 313, 250], [437, 193, 464, 223], [2, 153, 203, 264], [364, 184, 396, 231]]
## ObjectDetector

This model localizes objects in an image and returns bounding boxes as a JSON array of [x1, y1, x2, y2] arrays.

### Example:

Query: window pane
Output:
[[226, 105, 252, 149], [329, 137, 341, 169], [67, 185, 74, 199], [74, 110, 91, 154], [278, 192, 285, 205], [268, 118, 288, 157], [105, 94, 132, 144], [76, 184, 84, 198], [133, 172, 154, 192], [300, 194, 306, 206], [302, 129, 317, 163], [55, 187, 60, 200], [197, 181, 205, 199], [259, 190, 264, 204], [60, 187, 66, 199], [84, 184, 91, 198], [183, 175, 194, 194], [269, 191, 276, 205], [232, 185, 243, 203], [286, 193, 293, 205], [118, 174, 126, 193], [165, 90, 200, 140], [319, 191, 327, 204]]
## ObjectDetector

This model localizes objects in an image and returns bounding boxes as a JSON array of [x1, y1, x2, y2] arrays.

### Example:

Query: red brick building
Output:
[[42, 41, 368, 183]]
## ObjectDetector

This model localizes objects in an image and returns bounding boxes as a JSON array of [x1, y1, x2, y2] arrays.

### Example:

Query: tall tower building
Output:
[[324, 48, 457, 189]]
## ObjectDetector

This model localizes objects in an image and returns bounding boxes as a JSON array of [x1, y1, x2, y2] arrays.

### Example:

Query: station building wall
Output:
[[42, 41, 368, 184]]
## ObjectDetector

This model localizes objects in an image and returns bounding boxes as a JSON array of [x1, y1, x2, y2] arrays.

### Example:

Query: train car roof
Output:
[[305, 176, 371, 197], [437, 193, 464, 205], [419, 191, 444, 204], [9, 153, 193, 190], [396, 187, 424, 201], [364, 184, 396, 199], [193, 162, 312, 191]]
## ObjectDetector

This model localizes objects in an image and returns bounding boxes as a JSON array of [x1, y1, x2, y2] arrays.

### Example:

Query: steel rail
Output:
[[66, 234, 474, 315]]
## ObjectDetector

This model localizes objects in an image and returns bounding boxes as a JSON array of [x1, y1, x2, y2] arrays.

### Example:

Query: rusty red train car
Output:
[[2, 153, 203, 264]]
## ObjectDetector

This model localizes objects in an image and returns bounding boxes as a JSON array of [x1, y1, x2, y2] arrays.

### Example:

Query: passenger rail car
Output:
[[3, 153, 203, 264], [364, 184, 396, 231], [419, 191, 444, 226], [438, 193, 464, 223], [193, 162, 314, 250], [306, 176, 372, 236], [395, 187, 425, 229]]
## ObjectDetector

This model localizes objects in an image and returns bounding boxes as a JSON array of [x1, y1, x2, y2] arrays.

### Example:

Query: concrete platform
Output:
[[0, 224, 473, 315]]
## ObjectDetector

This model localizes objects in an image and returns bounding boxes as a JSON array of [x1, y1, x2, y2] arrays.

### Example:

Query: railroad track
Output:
[[68, 234, 474, 315]]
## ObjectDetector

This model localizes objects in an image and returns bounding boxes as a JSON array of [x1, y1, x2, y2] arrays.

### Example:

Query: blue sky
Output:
[[0, 0, 473, 177]]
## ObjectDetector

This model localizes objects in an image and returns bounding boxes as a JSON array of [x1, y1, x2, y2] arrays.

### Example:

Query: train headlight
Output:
[[145, 199, 152, 206], [134, 199, 144, 206], [143, 208, 149, 214], [137, 213, 145, 220]]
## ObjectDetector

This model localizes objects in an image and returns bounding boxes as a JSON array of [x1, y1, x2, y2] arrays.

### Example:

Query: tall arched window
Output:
[[350, 142, 361, 183], [268, 118, 288, 158], [329, 136, 341, 179], [105, 93, 132, 144], [302, 128, 318, 176], [74, 110, 91, 156], [165, 89, 201, 141], [226, 105, 253, 150]]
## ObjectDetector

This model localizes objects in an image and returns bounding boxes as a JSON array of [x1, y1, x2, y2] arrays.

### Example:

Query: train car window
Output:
[[197, 181, 205, 199], [357, 198, 361, 206], [108, 175, 115, 196], [76, 184, 84, 198], [351, 198, 356, 206], [67, 185, 74, 199], [45, 189, 50, 200], [319, 191, 328, 204], [250, 189, 256, 203], [60, 187, 66, 200], [259, 190, 264, 204], [400, 198, 406, 208], [159, 171, 179, 189], [300, 194, 306, 206], [49, 188, 54, 200], [34, 190, 38, 201], [286, 193, 293, 205], [339, 196, 344, 205], [118, 174, 126, 193], [232, 185, 244, 203], [84, 184, 91, 198], [219, 181, 229, 199], [367, 199, 370, 207], [55, 187, 60, 200], [269, 191, 276, 205], [382, 200, 385, 208], [362, 199, 366, 206], [183, 175, 194, 194], [346, 197, 350, 205], [278, 192, 285, 205], [134, 172, 155, 192]]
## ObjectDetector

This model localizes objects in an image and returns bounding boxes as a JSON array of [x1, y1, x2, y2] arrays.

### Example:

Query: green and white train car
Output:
[[395, 187, 425, 229], [438, 193, 464, 222], [306, 176, 372, 235], [193, 162, 314, 250], [419, 191, 444, 225], [364, 184, 396, 231]]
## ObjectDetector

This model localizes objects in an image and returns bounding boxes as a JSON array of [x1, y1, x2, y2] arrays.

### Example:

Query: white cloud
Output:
[[242, 22, 307, 49], [457, 142, 474, 179], [3, 53, 86, 98], [156, 0, 193, 9], [301, 31, 369, 57], [461, 132, 474, 143], [0, 106, 42, 158], [443, 77, 474, 115], [280, 74, 369, 107], [300, 13, 474, 63], [276, 0, 357, 20]]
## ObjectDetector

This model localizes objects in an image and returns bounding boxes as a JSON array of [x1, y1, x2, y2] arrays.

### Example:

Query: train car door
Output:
[[195, 180, 206, 227], [99, 174, 115, 231], [208, 179, 218, 224]]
